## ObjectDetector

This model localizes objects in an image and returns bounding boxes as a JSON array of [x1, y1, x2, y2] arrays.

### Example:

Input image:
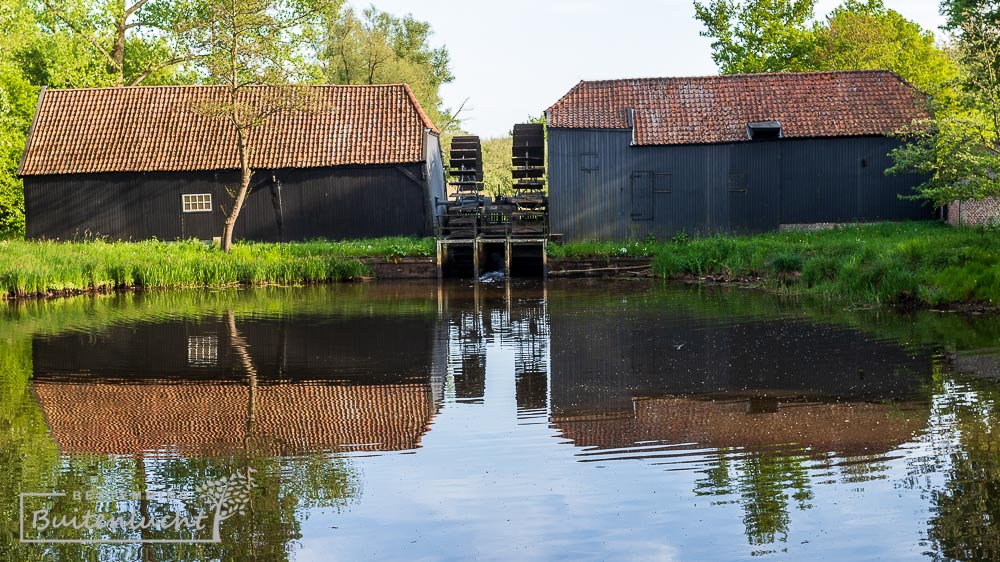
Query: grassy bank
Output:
[[5, 223, 999, 307], [552, 222, 1000, 307], [0, 237, 434, 299]]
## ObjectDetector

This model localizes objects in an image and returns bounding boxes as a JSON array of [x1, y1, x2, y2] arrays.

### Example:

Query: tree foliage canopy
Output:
[[888, 19, 1000, 207], [811, 1, 959, 101], [317, 5, 454, 127], [694, 0, 958, 97], [693, 0, 817, 74], [179, 0, 337, 252], [941, 0, 1000, 30], [0, 0, 455, 238]]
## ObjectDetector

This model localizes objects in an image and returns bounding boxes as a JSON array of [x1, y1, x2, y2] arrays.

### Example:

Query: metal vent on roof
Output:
[[747, 121, 782, 141]]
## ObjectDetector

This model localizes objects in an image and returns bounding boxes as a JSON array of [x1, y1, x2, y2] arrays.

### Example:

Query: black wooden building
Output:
[[17, 84, 445, 241], [544, 70, 934, 241]]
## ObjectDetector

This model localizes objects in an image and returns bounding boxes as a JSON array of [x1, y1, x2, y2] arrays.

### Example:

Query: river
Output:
[[1, 280, 998, 561]]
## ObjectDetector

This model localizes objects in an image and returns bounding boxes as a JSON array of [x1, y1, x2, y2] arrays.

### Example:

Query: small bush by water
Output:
[[0, 237, 434, 299], [553, 222, 1000, 307]]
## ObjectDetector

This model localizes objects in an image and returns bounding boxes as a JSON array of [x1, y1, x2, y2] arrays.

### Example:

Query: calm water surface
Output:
[[2, 280, 1000, 561]]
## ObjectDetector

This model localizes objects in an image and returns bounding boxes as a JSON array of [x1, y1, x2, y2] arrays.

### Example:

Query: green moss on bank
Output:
[[0, 237, 435, 299], [551, 222, 1000, 307]]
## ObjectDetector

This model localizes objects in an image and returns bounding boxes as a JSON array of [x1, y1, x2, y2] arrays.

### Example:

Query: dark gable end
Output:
[[18, 84, 440, 177], [545, 70, 931, 145]]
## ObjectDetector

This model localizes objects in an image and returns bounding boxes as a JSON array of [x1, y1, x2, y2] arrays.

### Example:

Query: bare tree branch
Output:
[[124, 0, 151, 20], [439, 97, 469, 132]]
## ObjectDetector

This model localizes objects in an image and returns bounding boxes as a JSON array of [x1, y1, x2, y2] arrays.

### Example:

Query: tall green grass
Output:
[[0, 237, 432, 299], [551, 222, 1000, 307]]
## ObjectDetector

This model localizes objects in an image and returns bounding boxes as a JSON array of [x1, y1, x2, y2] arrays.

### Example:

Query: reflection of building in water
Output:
[[34, 314, 443, 383], [543, 293, 937, 551], [554, 397, 927, 457], [32, 312, 446, 455], [34, 380, 435, 456], [550, 311, 934, 415], [447, 306, 487, 403], [437, 283, 550, 413], [511, 292, 549, 417], [547, 299, 935, 453]]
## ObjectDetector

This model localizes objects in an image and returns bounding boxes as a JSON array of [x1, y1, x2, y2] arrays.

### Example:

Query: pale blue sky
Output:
[[364, 0, 948, 137]]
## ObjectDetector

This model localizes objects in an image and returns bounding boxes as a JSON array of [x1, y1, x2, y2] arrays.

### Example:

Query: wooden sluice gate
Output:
[[436, 237, 548, 279], [436, 124, 550, 279]]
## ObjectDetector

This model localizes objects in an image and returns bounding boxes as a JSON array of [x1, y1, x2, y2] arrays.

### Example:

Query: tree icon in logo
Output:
[[195, 468, 257, 541]]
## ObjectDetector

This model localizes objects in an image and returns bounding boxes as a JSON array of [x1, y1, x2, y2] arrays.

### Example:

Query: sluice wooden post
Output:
[[473, 240, 480, 279], [542, 240, 548, 278], [504, 238, 512, 278], [436, 240, 443, 279]]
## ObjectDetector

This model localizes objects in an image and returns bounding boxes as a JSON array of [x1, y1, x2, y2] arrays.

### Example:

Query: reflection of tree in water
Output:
[[16, 451, 356, 561], [0, 313, 360, 561], [0, 337, 61, 561], [150, 312, 360, 561], [925, 375, 1000, 562], [143, 452, 356, 561], [695, 449, 813, 547]]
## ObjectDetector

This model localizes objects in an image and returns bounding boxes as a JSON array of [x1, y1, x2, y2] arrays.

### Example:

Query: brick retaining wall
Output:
[[948, 198, 1000, 226]]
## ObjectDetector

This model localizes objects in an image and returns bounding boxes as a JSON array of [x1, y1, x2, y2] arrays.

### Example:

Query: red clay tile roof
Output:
[[554, 396, 929, 456], [33, 380, 438, 456], [18, 84, 439, 176], [545, 70, 930, 145]]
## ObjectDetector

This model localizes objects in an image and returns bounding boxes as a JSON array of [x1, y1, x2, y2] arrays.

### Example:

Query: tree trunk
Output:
[[222, 128, 253, 253], [112, 3, 127, 85]]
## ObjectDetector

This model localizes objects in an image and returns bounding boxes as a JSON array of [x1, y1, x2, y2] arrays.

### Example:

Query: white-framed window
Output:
[[182, 193, 213, 213], [187, 335, 218, 367]]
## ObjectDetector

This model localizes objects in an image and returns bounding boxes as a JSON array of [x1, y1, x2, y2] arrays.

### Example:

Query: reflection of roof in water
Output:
[[553, 397, 928, 457], [34, 380, 437, 456]]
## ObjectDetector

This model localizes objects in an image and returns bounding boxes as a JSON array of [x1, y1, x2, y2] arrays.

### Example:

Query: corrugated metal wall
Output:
[[24, 164, 431, 241], [424, 131, 446, 227], [549, 129, 932, 241]]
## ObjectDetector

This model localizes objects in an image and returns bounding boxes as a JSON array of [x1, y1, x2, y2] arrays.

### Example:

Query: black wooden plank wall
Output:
[[24, 164, 430, 241], [548, 129, 932, 241]]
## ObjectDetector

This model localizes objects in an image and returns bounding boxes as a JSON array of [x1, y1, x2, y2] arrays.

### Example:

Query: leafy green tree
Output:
[[693, 0, 817, 74], [32, 0, 200, 86], [0, 0, 46, 238], [941, 0, 1000, 31], [180, 0, 332, 252], [811, 1, 960, 102], [694, 0, 957, 100], [318, 5, 454, 126], [0, 66, 32, 238], [0, 0, 201, 238], [888, 19, 1000, 207], [482, 136, 513, 198]]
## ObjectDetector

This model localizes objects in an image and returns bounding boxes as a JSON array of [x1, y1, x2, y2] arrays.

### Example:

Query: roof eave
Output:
[[630, 132, 901, 148], [401, 83, 440, 134], [16, 86, 46, 178]]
